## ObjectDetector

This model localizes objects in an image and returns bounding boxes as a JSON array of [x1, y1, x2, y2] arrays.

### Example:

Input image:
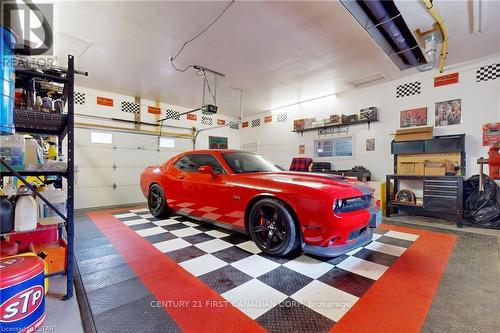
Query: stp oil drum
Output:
[[0, 256, 45, 332]]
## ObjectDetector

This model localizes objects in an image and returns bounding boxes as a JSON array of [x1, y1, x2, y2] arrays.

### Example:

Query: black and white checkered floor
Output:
[[113, 208, 419, 331]]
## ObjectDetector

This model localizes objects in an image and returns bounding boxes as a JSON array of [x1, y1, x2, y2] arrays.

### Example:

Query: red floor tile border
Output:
[[87, 211, 266, 333], [86, 209, 456, 333], [331, 223, 457, 333]]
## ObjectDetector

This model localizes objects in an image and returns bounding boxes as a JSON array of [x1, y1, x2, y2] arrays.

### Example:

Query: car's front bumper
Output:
[[302, 227, 373, 257]]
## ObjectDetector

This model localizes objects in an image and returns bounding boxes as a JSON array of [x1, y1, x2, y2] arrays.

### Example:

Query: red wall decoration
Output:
[[483, 122, 500, 146], [434, 72, 459, 87], [148, 106, 161, 115], [97, 96, 113, 107]]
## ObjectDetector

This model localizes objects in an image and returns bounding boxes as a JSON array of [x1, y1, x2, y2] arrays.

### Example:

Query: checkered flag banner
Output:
[[275, 113, 287, 123], [202, 116, 213, 126], [121, 101, 140, 113], [476, 63, 499, 82], [396, 81, 421, 98], [251, 118, 261, 127], [229, 122, 239, 130], [74, 92, 86, 105], [165, 109, 180, 120]]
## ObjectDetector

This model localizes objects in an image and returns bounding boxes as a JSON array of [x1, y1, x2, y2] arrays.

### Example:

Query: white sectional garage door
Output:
[[74, 127, 192, 209]]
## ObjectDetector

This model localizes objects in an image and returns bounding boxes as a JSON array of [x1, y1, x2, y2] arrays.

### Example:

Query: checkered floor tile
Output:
[[113, 209, 419, 332]]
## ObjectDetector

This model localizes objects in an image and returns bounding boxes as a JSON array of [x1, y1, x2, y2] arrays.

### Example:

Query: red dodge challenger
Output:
[[140, 150, 381, 257]]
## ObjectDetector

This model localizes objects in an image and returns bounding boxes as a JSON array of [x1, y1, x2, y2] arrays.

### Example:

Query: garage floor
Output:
[[72, 206, 499, 333]]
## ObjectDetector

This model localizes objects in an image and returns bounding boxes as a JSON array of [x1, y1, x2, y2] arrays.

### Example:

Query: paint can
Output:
[[0, 256, 46, 332]]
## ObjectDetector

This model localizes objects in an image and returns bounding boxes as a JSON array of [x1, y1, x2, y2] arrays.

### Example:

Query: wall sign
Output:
[[483, 122, 500, 146], [298, 145, 305, 154], [400, 107, 427, 128], [434, 72, 459, 87], [217, 119, 225, 125], [148, 106, 161, 115], [264, 115, 273, 123], [435, 99, 461, 127], [97, 96, 113, 107], [209, 136, 228, 149], [242, 121, 249, 128], [366, 139, 375, 151], [187, 114, 197, 121]]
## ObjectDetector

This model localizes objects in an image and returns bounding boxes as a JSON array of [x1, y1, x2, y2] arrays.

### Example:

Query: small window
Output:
[[174, 154, 225, 174], [159, 138, 175, 148], [91, 131, 112, 144], [314, 137, 353, 158]]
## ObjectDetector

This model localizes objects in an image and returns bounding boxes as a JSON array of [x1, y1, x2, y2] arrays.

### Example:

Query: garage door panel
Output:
[[112, 149, 159, 167], [75, 187, 118, 209], [111, 185, 144, 204], [76, 167, 115, 188], [113, 168, 143, 186], [75, 146, 114, 167]]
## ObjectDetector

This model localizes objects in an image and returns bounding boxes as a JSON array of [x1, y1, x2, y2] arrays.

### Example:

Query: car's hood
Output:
[[237, 172, 373, 196]]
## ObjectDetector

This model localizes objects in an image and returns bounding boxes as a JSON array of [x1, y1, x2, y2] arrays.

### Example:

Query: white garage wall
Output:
[[74, 86, 241, 209], [241, 55, 500, 181]]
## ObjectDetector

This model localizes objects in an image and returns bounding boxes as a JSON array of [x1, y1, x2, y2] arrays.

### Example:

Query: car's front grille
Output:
[[334, 194, 374, 213]]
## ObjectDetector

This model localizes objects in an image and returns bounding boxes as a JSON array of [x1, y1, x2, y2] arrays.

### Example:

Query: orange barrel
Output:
[[0, 256, 46, 332]]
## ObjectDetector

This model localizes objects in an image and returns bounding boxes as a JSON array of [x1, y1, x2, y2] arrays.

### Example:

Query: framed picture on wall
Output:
[[435, 99, 461, 127], [366, 138, 375, 151], [400, 107, 427, 128], [209, 136, 228, 149]]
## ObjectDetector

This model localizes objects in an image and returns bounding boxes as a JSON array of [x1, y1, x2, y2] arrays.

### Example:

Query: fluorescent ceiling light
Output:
[[346, 72, 387, 88], [471, 0, 485, 34]]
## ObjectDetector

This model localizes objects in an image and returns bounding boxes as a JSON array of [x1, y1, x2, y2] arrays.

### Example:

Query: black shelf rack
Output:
[[0, 55, 76, 299]]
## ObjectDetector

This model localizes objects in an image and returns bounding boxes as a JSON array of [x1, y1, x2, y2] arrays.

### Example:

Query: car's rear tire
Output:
[[148, 184, 171, 218], [248, 198, 300, 256]]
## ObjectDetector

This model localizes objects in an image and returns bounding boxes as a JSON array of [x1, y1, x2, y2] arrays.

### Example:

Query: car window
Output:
[[222, 152, 280, 173], [174, 154, 226, 174]]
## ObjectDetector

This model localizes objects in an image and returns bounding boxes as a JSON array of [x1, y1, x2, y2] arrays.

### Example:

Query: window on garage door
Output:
[[174, 154, 226, 174]]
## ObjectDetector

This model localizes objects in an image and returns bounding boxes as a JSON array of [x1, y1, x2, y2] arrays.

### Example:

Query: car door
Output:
[[173, 153, 231, 222]]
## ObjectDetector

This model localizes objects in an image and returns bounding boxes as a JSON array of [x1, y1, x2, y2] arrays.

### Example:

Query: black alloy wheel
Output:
[[148, 184, 170, 218], [248, 198, 299, 256]]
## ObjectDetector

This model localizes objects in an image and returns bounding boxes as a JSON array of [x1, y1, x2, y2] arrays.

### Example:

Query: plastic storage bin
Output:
[[0, 134, 25, 171]]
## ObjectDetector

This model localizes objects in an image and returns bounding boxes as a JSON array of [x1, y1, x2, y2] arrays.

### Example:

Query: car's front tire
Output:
[[148, 184, 171, 218], [248, 198, 300, 256]]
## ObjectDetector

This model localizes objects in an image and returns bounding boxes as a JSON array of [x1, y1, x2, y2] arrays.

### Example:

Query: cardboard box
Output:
[[394, 126, 433, 142], [330, 114, 342, 124], [424, 160, 446, 176], [303, 118, 315, 129], [342, 114, 359, 124], [399, 162, 425, 175]]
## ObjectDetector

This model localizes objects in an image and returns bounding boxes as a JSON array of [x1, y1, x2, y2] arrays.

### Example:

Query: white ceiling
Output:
[[54, 0, 500, 117]]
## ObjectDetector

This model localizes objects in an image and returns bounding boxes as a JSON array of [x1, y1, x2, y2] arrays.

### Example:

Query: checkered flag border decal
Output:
[[275, 113, 287, 123], [165, 109, 180, 121], [251, 118, 261, 127], [121, 101, 140, 113], [74, 92, 86, 105], [476, 63, 499, 82], [229, 122, 240, 130], [202, 116, 213, 126], [396, 81, 421, 98]]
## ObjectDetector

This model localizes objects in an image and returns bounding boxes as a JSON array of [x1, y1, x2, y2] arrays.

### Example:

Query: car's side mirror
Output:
[[198, 165, 215, 177]]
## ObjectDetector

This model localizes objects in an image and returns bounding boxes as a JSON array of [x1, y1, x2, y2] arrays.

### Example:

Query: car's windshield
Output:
[[222, 152, 281, 173]]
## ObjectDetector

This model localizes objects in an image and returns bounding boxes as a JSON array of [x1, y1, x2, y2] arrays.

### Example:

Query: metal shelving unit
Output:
[[0, 55, 76, 299]]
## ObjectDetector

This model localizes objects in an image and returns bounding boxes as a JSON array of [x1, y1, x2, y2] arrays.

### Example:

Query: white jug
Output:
[[14, 194, 38, 231]]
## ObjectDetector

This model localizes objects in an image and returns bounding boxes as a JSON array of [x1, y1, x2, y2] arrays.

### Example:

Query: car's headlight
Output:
[[333, 194, 374, 213]]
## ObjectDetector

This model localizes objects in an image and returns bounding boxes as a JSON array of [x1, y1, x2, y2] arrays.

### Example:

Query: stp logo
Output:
[[0, 285, 44, 322]]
